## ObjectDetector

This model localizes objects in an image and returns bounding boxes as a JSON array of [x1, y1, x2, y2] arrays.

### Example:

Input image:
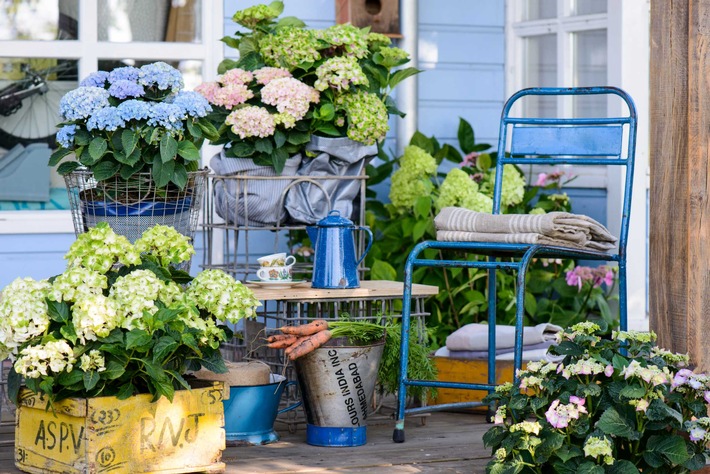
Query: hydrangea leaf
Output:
[[83, 370, 100, 391], [596, 407, 639, 440], [159, 134, 178, 163], [644, 434, 691, 466]]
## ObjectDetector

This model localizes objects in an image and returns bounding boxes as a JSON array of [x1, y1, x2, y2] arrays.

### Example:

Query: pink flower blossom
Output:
[[604, 365, 614, 377], [213, 83, 254, 109], [253, 67, 292, 85], [462, 152, 480, 167], [704, 391, 710, 403], [218, 68, 253, 86], [225, 106, 276, 139], [194, 82, 220, 103], [535, 173, 548, 186], [672, 368, 693, 388], [690, 427, 706, 442], [261, 77, 319, 121]]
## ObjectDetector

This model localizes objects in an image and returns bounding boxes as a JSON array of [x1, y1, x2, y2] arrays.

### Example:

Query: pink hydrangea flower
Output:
[[462, 152, 480, 167], [261, 77, 319, 121], [213, 83, 254, 109], [604, 364, 614, 377], [535, 173, 548, 186], [690, 427, 706, 442], [194, 82, 220, 103], [704, 391, 710, 403], [225, 106, 275, 139], [253, 67, 292, 85], [219, 68, 254, 86], [672, 368, 693, 388]]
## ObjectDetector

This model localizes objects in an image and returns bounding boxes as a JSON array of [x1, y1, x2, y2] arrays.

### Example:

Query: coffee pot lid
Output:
[[316, 210, 353, 227]]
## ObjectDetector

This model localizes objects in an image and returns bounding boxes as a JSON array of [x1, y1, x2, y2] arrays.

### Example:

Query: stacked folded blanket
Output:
[[434, 207, 617, 251], [433, 323, 563, 362]]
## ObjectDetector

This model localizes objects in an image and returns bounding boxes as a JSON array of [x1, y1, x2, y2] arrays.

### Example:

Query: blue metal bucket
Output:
[[222, 374, 301, 446]]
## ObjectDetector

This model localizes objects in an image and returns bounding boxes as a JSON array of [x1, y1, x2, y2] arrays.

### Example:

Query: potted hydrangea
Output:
[[3, 223, 260, 473], [483, 323, 710, 473], [49, 61, 219, 242], [200, 0, 419, 225]]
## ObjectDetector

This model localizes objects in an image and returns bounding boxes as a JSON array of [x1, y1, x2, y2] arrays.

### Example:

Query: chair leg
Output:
[[618, 261, 628, 332], [486, 264, 497, 419], [393, 257, 415, 443]]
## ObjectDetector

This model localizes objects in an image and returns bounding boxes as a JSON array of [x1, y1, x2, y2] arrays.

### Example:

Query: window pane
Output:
[[520, 0, 557, 21], [0, 57, 79, 211], [523, 34, 557, 117], [573, 29, 607, 117], [570, 0, 607, 16], [97, 0, 202, 43], [0, 0, 79, 40]]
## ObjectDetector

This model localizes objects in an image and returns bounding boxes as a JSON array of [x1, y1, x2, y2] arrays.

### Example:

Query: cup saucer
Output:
[[246, 279, 308, 289]]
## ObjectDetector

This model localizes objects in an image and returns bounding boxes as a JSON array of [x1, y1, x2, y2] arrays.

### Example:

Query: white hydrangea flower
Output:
[[0, 277, 51, 357], [79, 350, 106, 372], [15, 340, 76, 378], [134, 225, 195, 267], [49, 267, 107, 303], [109, 269, 165, 330], [72, 295, 121, 343], [583, 436, 613, 465], [65, 222, 140, 273]]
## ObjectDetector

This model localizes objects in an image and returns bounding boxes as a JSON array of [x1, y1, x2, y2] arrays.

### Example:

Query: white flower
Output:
[[79, 350, 106, 372], [0, 277, 51, 357], [15, 341, 76, 378]]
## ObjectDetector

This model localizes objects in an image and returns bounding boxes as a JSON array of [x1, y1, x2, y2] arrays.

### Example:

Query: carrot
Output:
[[266, 334, 298, 349], [280, 319, 329, 336], [288, 330, 333, 360], [284, 336, 311, 357]]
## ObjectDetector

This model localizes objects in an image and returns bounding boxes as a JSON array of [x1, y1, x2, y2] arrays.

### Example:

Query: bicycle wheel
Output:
[[0, 60, 77, 149]]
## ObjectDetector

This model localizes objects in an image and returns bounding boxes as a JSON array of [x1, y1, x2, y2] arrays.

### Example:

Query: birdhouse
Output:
[[335, 0, 401, 37]]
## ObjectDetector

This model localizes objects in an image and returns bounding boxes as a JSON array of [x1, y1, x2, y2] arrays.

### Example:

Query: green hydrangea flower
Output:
[[259, 26, 321, 71], [109, 269, 166, 331], [72, 294, 120, 344], [187, 269, 261, 323], [314, 56, 369, 92], [376, 47, 410, 67], [484, 164, 526, 208], [134, 224, 195, 267], [65, 222, 140, 273], [436, 168, 478, 209], [232, 4, 279, 28], [49, 267, 107, 303], [389, 146, 438, 212], [342, 91, 389, 145], [583, 436, 614, 465], [367, 32, 392, 51], [317, 24, 369, 58], [0, 277, 51, 359]]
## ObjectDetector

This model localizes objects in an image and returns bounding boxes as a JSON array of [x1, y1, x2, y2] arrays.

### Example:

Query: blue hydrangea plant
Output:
[[50, 62, 220, 189]]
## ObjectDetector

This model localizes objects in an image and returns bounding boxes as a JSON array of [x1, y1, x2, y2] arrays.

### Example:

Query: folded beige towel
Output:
[[445, 322, 563, 351], [434, 207, 617, 251], [436, 230, 617, 251]]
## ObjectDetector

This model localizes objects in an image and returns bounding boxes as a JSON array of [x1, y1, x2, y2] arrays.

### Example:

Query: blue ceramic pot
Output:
[[222, 374, 300, 446]]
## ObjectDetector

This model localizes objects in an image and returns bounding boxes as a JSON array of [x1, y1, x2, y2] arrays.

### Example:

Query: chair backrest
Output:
[[493, 87, 637, 254]]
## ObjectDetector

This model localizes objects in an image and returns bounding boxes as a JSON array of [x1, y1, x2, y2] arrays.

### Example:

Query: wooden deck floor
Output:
[[0, 411, 492, 473]]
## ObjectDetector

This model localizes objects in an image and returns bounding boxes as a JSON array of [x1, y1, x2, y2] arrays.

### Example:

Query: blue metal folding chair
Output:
[[392, 87, 637, 443]]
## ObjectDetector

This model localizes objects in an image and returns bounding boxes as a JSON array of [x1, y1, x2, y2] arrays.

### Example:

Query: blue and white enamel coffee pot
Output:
[[306, 210, 372, 289]]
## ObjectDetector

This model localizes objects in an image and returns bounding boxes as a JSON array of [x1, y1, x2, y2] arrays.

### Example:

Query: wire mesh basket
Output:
[[64, 168, 209, 243], [202, 172, 368, 282]]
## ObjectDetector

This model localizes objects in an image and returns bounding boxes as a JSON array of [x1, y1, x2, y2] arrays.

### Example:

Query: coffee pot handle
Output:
[[277, 380, 302, 414], [355, 226, 373, 267]]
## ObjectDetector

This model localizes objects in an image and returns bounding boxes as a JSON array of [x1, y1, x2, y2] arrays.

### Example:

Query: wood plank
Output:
[[0, 412, 493, 473], [686, 1, 710, 371], [246, 281, 439, 302], [649, 0, 691, 357]]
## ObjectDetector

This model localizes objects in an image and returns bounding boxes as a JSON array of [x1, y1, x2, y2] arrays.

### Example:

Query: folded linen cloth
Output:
[[434, 345, 562, 363], [436, 230, 616, 251], [435, 340, 554, 359], [434, 207, 617, 251], [445, 323, 562, 352]]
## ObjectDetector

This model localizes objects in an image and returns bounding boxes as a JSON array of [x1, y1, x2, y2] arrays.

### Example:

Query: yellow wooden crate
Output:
[[15, 381, 227, 474], [429, 357, 520, 410]]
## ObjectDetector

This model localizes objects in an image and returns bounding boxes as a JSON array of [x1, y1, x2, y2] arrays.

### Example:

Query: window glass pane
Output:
[[523, 34, 557, 117], [0, 57, 79, 211], [97, 0, 202, 43], [520, 0, 557, 21], [97, 59, 203, 90], [570, 0, 607, 16], [0, 0, 79, 40], [573, 29, 607, 117]]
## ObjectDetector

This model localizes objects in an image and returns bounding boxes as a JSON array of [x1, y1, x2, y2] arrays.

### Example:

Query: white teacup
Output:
[[257, 252, 296, 267], [256, 265, 293, 282]]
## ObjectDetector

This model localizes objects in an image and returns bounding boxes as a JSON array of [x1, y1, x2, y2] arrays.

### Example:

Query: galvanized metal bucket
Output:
[[295, 339, 384, 447]]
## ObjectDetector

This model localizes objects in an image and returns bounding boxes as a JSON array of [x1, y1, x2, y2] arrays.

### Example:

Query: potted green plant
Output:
[[200, 0, 420, 225], [2, 222, 260, 473], [49, 61, 219, 242], [483, 323, 710, 473]]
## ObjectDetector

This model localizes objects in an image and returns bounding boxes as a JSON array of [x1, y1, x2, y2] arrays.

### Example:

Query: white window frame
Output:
[[505, 0, 651, 327], [0, 0, 224, 235]]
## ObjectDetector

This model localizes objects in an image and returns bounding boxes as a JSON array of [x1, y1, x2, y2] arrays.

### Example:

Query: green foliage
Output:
[[483, 325, 710, 473], [364, 118, 618, 346]]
